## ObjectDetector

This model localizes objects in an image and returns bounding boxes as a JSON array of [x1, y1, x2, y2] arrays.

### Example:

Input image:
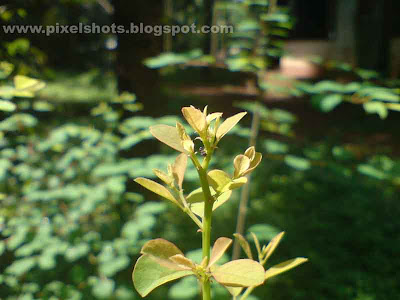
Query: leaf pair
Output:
[[133, 238, 265, 297], [233, 146, 262, 178], [153, 153, 187, 190], [229, 232, 308, 296], [135, 154, 187, 206]]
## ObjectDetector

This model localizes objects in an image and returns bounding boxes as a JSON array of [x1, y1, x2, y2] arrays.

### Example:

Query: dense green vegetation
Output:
[[1, 1, 400, 300]]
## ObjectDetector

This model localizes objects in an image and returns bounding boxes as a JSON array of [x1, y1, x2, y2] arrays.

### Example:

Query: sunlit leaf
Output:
[[181, 106, 207, 135], [172, 153, 187, 189], [233, 233, 253, 259], [133, 254, 193, 297], [0, 100, 16, 112], [153, 169, 173, 186], [264, 258, 308, 280], [244, 146, 256, 160], [190, 190, 232, 218], [141, 238, 184, 258], [134, 178, 179, 205], [233, 155, 250, 178], [216, 112, 247, 142], [209, 237, 232, 267], [363, 102, 388, 119], [207, 169, 232, 193], [150, 125, 185, 152], [227, 177, 247, 190], [243, 152, 262, 176], [263, 232, 285, 262], [170, 254, 196, 270], [13, 75, 45, 98], [212, 259, 265, 287]]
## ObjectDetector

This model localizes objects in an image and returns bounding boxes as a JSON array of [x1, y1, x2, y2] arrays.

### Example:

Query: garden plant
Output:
[[133, 106, 307, 300]]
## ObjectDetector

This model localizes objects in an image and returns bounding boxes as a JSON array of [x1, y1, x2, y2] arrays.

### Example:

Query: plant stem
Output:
[[239, 287, 255, 300], [191, 149, 214, 300]]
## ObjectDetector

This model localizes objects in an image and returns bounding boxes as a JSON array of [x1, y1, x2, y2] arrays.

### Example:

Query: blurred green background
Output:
[[1, 1, 400, 299]]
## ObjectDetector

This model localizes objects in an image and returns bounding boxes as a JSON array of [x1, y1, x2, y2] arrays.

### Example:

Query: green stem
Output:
[[239, 287, 255, 300], [191, 149, 214, 300]]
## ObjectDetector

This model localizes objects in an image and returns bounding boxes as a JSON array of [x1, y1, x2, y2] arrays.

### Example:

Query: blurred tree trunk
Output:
[[113, 0, 164, 115], [203, 0, 214, 55], [355, 0, 393, 73]]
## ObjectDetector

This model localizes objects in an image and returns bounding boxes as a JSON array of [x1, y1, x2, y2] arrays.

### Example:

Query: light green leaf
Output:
[[92, 278, 115, 299], [186, 187, 207, 204], [190, 190, 232, 218], [264, 258, 308, 280], [134, 178, 179, 205], [0, 100, 16, 112], [169, 254, 196, 270], [150, 125, 185, 152], [243, 152, 262, 176], [209, 237, 232, 267], [363, 102, 388, 119], [141, 238, 184, 258], [181, 106, 207, 135], [212, 259, 265, 287], [263, 232, 285, 262], [233, 233, 253, 259], [133, 254, 193, 297], [6, 257, 36, 276], [313, 94, 343, 112], [172, 153, 187, 189], [153, 169, 174, 186], [284, 155, 311, 171], [216, 112, 247, 142], [233, 155, 250, 178], [227, 177, 247, 190], [207, 169, 232, 193], [13, 75, 45, 97]]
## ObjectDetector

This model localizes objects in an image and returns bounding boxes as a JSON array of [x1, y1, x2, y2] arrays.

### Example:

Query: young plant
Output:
[[132, 106, 307, 300]]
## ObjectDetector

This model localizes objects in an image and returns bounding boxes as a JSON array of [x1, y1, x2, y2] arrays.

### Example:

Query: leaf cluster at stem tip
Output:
[[132, 106, 307, 299]]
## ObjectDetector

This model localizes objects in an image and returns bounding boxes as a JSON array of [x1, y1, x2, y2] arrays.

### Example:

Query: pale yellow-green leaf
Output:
[[134, 178, 179, 205], [0, 100, 16, 112], [264, 257, 308, 280], [150, 125, 185, 152], [243, 152, 262, 176], [133, 254, 193, 297], [212, 259, 265, 287], [141, 238, 184, 258], [203, 105, 208, 116], [216, 112, 247, 141], [169, 254, 196, 270], [176, 122, 191, 142], [250, 232, 262, 257], [233, 233, 253, 259], [206, 112, 223, 124], [190, 190, 232, 218], [13, 75, 45, 97], [209, 237, 232, 267], [226, 286, 243, 297], [233, 155, 250, 178], [263, 232, 285, 263], [244, 146, 256, 160], [172, 153, 187, 189], [227, 177, 247, 190], [186, 187, 206, 204], [182, 106, 207, 134], [385, 103, 400, 111], [153, 169, 173, 186], [207, 169, 232, 193]]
